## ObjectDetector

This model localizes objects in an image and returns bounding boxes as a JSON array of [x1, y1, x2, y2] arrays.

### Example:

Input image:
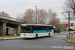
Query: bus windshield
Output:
[[21, 25, 31, 33]]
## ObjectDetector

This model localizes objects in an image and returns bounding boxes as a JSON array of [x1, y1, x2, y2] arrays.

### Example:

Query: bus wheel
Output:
[[35, 34, 38, 38], [48, 33, 50, 37]]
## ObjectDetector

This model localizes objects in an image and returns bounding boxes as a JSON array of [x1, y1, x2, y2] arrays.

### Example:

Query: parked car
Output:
[[68, 29, 75, 33]]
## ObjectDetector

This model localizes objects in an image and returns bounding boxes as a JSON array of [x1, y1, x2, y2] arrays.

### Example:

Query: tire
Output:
[[35, 34, 38, 38], [48, 33, 50, 37]]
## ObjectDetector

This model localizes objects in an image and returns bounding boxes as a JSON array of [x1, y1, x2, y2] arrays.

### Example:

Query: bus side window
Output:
[[30, 27, 33, 33], [46, 28, 48, 32]]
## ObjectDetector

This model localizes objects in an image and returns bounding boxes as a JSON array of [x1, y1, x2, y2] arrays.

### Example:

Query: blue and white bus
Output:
[[20, 24, 54, 38]]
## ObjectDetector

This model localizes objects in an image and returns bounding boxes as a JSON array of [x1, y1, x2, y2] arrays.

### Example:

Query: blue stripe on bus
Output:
[[33, 30, 47, 33], [48, 30, 52, 32]]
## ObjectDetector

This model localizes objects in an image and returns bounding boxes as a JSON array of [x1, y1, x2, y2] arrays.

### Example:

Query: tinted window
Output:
[[32, 26, 46, 30], [21, 25, 31, 33], [31, 25, 53, 30]]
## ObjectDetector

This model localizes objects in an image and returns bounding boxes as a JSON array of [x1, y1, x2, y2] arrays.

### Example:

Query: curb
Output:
[[65, 39, 75, 44], [54, 33, 67, 35], [0, 37, 23, 40]]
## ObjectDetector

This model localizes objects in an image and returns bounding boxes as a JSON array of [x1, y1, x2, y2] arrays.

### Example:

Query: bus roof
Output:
[[21, 24, 53, 26]]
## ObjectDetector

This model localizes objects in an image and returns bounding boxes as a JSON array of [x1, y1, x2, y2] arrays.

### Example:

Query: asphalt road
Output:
[[0, 33, 75, 50]]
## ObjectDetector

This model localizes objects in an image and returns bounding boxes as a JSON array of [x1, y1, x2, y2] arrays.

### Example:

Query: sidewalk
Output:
[[65, 38, 75, 44], [54, 33, 67, 35], [0, 37, 23, 40]]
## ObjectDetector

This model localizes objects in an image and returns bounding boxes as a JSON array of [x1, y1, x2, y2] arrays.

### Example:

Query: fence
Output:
[[66, 33, 75, 41]]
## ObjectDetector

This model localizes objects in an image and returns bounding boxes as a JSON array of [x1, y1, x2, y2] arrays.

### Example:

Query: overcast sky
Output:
[[0, 0, 66, 21]]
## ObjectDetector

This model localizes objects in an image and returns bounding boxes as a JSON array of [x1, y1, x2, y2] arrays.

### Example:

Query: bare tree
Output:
[[17, 8, 48, 24], [64, 0, 75, 12], [16, 13, 24, 22], [49, 16, 61, 33], [17, 8, 59, 25], [24, 9, 35, 24], [0, 11, 10, 17], [50, 17, 60, 28], [47, 9, 57, 23], [48, 11, 60, 28], [37, 9, 48, 24], [63, 0, 75, 20], [17, 9, 35, 24]]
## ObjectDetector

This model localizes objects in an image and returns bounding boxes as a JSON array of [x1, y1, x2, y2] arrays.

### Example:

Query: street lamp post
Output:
[[34, 6, 38, 24], [68, 12, 70, 38], [62, 11, 70, 38], [74, 0, 75, 15]]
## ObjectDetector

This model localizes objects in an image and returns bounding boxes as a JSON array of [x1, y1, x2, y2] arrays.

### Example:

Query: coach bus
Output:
[[20, 24, 54, 38]]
